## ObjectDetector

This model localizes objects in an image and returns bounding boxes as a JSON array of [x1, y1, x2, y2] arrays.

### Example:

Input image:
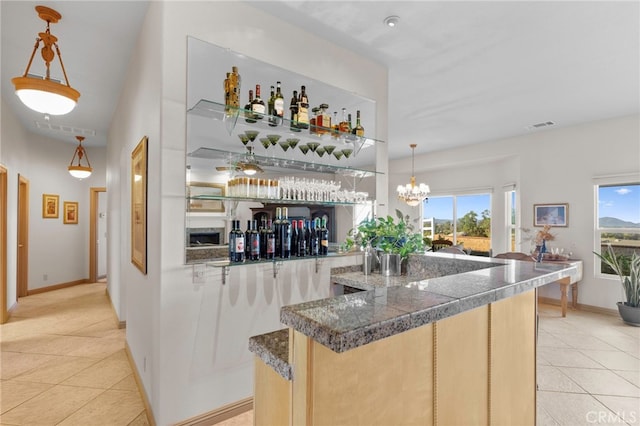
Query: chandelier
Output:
[[68, 136, 92, 179], [397, 144, 430, 206], [11, 6, 80, 115]]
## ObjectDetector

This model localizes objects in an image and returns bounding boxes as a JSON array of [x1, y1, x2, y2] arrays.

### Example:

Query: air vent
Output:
[[525, 121, 556, 131], [34, 121, 96, 136]]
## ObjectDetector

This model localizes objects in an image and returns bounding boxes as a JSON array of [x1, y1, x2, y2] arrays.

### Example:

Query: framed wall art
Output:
[[534, 203, 568, 227], [131, 136, 148, 274], [42, 194, 59, 218], [187, 182, 225, 213], [63, 201, 79, 224]]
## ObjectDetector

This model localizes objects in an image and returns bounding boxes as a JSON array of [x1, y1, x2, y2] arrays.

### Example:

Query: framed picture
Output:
[[131, 136, 148, 274], [42, 194, 59, 218], [534, 203, 568, 227], [63, 201, 79, 224], [187, 182, 225, 213]]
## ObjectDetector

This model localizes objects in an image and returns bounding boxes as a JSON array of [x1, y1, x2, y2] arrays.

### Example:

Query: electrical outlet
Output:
[[193, 264, 206, 284]]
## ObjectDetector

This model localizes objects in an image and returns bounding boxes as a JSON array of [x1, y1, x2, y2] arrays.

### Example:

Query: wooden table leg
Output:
[[559, 282, 568, 318], [571, 283, 578, 309]]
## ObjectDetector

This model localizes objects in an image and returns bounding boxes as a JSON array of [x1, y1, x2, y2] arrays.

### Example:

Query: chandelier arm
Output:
[[69, 148, 80, 167], [81, 147, 91, 168], [21, 38, 42, 77], [53, 43, 72, 87]]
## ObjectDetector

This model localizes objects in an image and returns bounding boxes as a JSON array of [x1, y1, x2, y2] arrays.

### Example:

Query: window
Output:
[[506, 190, 517, 252], [596, 183, 640, 276], [423, 193, 491, 255]]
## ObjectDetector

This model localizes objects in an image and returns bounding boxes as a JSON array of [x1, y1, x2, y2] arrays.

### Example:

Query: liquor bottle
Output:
[[339, 108, 349, 134], [259, 217, 268, 258], [297, 219, 306, 257], [268, 85, 276, 126], [274, 207, 282, 257], [274, 81, 285, 125], [310, 106, 319, 135], [352, 110, 365, 137], [319, 218, 329, 256], [280, 207, 291, 259], [229, 220, 245, 263], [245, 220, 252, 259], [231, 66, 241, 109], [289, 90, 300, 132], [317, 103, 330, 134], [244, 89, 256, 123], [265, 220, 275, 260], [290, 220, 299, 257], [297, 85, 310, 129], [224, 72, 231, 112], [251, 84, 266, 120], [250, 219, 260, 261], [347, 113, 353, 134], [308, 219, 319, 256]]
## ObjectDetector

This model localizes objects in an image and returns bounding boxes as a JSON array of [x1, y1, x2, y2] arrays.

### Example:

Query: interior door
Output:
[[17, 175, 29, 298], [89, 187, 107, 283]]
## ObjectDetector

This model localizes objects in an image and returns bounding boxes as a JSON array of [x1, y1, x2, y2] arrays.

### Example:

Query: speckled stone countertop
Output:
[[248, 329, 291, 380], [280, 253, 580, 353]]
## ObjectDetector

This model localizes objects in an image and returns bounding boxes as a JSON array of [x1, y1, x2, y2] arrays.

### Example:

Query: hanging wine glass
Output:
[[316, 146, 326, 158], [260, 138, 271, 151], [238, 134, 250, 147], [245, 130, 259, 143], [299, 144, 310, 156], [333, 150, 344, 161], [278, 140, 290, 153], [323, 145, 336, 155]]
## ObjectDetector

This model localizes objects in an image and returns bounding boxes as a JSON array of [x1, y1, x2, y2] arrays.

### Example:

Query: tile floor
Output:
[[1, 283, 149, 425], [1, 283, 638, 425]]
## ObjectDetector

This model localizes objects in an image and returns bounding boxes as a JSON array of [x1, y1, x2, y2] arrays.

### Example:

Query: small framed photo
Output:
[[534, 203, 568, 227], [42, 194, 59, 218], [131, 136, 148, 275], [63, 201, 79, 224]]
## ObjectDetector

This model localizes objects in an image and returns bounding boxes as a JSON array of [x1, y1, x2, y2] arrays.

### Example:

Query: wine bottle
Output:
[[297, 219, 306, 257], [245, 220, 252, 259], [251, 84, 266, 120], [268, 85, 276, 126], [244, 89, 256, 123], [319, 218, 329, 256], [274, 81, 285, 125], [229, 220, 245, 263], [297, 85, 310, 129], [250, 219, 260, 261], [289, 90, 300, 132], [309, 219, 319, 256], [259, 218, 267, 258], [347, 113, 353, 134], [279, 207, 291, 259], [291, 220, 299, 257], [274, 207, 282, 257], [228, 219, 236, 261], [353, 110, 365, 137], [265, 220, 275, 260]]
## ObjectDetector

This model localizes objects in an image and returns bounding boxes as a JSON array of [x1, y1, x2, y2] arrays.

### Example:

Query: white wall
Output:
[[389, 114, 640, 310], [104, 2, 387, 424], [1, 99, 106, 301]]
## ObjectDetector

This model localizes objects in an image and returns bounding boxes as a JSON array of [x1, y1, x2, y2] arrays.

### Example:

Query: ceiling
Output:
[[2, 1, 639, 160]]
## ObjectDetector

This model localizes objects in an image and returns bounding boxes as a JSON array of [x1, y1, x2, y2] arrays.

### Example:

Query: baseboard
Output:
[[174, 397, 253, 426], [125, 341, 155, 426], [27, 279, 89, 296], [105, 288, 126, 329], [538, 296, 618, 317]]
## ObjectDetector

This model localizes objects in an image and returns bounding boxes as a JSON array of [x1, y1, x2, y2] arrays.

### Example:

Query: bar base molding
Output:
[[174, 397, 253, 426]]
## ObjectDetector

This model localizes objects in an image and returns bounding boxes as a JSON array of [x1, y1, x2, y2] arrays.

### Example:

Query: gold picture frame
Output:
[[63, 201, 79, 224], [131, 136, 148, 274], [534, 203, 569, 227], [42, 194, 59, 218], [187, 182, 225, 213]]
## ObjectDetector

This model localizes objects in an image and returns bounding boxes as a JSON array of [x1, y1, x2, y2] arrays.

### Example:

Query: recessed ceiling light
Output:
[[384, 16, 399, 28]]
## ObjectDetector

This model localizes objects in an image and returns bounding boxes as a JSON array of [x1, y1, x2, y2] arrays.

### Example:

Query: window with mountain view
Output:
[[596, 183, 640, 276], [423, 193, 491, 255]]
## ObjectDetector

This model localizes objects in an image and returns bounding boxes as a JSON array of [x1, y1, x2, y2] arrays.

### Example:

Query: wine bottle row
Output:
[[228, 207, 329, 263], [223, 66, 365, 138]]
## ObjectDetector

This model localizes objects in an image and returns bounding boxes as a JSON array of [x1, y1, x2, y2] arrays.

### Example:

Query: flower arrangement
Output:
[[535, 225, 555, 245]]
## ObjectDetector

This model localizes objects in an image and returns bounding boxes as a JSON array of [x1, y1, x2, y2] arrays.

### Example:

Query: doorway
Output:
[[17, 175, 29, 298], [90, 187, 107, 283], [1, 165, 7, 323]]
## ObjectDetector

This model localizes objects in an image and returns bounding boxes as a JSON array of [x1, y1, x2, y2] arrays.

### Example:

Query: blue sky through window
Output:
[[598, 184, 640, 224]]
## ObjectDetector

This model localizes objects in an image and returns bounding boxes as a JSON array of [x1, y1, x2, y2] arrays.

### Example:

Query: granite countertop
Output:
[[280, 254, 580, 353], [248, 328, 291, 380]]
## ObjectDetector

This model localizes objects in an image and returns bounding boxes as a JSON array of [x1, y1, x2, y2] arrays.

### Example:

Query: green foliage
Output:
[[433, 209, 491, 238], [348, 209, 425, 260], [594, 246, 640, 307]]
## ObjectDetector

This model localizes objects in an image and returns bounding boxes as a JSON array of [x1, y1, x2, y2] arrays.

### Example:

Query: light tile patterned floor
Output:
[[0, 283, 149, 425], [537, 304, 640, 425], [1, 283, 638, 425]]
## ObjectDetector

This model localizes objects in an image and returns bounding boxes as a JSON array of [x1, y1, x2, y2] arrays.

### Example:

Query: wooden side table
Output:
[[544, 260, 582, 317]]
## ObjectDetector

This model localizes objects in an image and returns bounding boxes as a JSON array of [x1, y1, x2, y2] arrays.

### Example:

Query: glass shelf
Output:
[[188, 146, 380, 178], [188, 98, 383, 154], [188, 194, 369, 207], [205, 250, 362, 269]]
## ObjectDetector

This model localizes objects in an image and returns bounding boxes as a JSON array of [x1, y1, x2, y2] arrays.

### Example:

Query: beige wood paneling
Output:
[[253, 358, 290, 426], [490, 291, 536, 426], [294, 325, 434, 426], [435, 305, 489, 426]]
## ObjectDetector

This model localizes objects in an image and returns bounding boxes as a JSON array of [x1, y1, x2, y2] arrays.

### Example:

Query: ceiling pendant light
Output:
[[68, 136, 92, 179], [12, 5, 80, 115], [397, 144, 430, 207]]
